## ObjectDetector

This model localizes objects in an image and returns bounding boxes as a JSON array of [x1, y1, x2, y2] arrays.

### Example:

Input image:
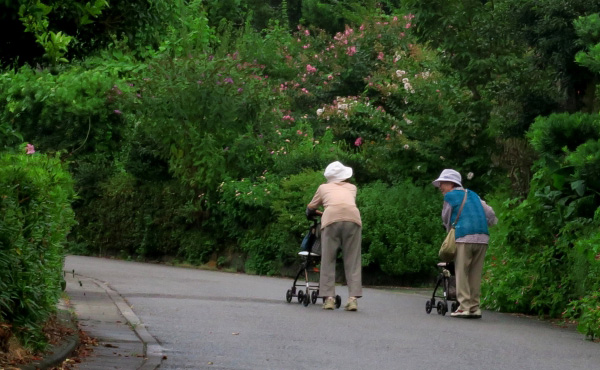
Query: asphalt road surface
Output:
[[65, 255, 600, 370]]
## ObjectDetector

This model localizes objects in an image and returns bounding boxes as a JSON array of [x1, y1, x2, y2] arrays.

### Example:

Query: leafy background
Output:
[[2, 0, 600, 348]]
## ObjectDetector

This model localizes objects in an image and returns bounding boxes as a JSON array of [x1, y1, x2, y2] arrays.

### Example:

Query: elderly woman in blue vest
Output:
[[432, 169, 497, 318]]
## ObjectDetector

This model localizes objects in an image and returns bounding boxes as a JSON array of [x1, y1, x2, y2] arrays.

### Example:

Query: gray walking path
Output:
[[60, 256, 600, 370], [64, 271, 163, 369]]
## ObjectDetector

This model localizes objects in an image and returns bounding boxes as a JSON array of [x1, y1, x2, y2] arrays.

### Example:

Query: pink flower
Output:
[[346, 46, 357, 56], [113, 109, 122, 115], [306, 64, 317, 73], [354, 137, 362, 147], [377, 52, 384, 60], [405, 23, 411, 29], [327, 75, 333, 80], [304, 30, 310, 36], [26, 143, 35, 154]]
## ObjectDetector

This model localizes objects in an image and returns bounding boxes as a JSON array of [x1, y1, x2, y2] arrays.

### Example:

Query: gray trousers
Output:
[[455, 243, 488, 312], [319, 221, 362, 298]]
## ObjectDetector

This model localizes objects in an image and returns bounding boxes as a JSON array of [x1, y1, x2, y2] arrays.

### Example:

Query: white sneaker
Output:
[[450, 309, 471, 318]]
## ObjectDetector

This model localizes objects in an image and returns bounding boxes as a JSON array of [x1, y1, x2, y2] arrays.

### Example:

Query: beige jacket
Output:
[[308, 182, 362, 229]]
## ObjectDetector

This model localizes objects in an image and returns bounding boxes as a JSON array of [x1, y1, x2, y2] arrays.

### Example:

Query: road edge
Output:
[[83, 276, 164, 370], [20, 308, 79, 370]]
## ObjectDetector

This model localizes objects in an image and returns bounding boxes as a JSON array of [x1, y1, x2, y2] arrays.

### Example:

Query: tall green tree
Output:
[[0, 0, 175, 67]]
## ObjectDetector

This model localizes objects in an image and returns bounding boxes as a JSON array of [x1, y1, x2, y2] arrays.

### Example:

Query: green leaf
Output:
[[571, 180, 586, 197]]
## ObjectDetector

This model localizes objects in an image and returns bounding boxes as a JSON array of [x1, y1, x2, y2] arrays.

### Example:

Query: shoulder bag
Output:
[[439, 190, 468, 262]]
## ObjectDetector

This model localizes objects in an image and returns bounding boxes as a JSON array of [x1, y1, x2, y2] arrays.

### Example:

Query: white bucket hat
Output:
[[324, 161, 353, 183], [432, 169, 462, 188]]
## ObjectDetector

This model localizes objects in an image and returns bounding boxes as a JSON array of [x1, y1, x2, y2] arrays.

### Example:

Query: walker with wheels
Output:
[[425, 262, 459, 316], [285, 219, 341, 308]]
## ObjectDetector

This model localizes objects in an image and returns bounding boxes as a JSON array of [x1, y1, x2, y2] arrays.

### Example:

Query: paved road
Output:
[[65, 256, 599, 370]]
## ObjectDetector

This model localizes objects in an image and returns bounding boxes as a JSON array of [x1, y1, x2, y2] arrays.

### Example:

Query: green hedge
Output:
[[483, 112, 600, 339], [359, 181, 444, 280], [0, 147, 75, 350]]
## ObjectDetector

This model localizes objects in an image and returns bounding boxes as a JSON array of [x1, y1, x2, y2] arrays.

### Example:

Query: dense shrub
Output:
[[70, 173, 194, 259], [0, 66, 127, 155], [0, 147, 75, 350], [528, 113, 600, 162], [220, 170, 324, 275], [359, 181, 444, 280], [483, 112, 600, 323]]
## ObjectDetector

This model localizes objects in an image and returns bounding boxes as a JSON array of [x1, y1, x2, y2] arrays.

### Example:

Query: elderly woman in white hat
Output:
[[432, 169, 497, 318], [306, 161, 362, 311]]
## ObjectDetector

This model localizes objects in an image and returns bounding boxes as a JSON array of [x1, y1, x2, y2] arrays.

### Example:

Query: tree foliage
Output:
[[2, 0, 600, 346]]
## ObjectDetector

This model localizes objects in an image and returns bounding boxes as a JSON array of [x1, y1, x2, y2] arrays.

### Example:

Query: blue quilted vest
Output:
[[444, 189, 488, 238]]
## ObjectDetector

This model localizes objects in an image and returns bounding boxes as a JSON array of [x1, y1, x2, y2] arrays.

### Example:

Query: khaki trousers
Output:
[[455, 242, 488, 312], [319, 221, 362, 298]]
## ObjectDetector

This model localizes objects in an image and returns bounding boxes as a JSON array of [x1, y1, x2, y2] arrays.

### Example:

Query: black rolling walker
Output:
[[285, 219, 341, 308], [425, 262, 459, 316]]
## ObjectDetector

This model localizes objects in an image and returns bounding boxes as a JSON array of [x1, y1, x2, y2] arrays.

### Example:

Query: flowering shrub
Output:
[[131, 54, 284, 194], [1, 8, 501, 286]]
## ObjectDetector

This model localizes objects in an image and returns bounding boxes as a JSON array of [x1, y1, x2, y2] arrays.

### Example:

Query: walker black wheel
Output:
[[311, 291, 318, 304], [436, 301, 444, 315], [286, 289, 292, 303], [335, 295, 341, 309], [297, 290, 304, 303], [425, 300, 432, 314], [441, 302, 448, 316], [303, 292, 310, 307], [451, 301, 459, 313]]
